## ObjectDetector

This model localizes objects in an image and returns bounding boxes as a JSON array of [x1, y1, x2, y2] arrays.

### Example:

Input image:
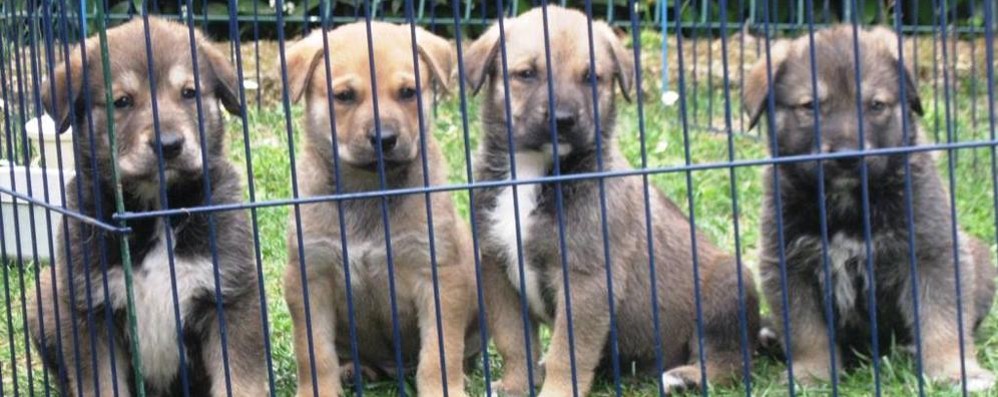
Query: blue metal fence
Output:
[[0, 0, 996, 396]]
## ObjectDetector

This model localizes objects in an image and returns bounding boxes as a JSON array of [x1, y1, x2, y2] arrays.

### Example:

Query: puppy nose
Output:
[[829, 145, 861, 170], [368, 129, 398, 153], [149, 134, 185, 160], [555, 110, 576, 131]]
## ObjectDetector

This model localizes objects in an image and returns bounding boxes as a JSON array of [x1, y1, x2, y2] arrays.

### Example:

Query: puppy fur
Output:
[[281, 22, 479, 397], [744, 25, 997, 390], [466, 6, 759, 396], [27, 17, 266, 396]]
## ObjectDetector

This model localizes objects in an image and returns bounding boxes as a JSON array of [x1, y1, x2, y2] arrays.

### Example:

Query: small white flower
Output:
[[660, 90, 680, 106], [243, 79, 260, 90]]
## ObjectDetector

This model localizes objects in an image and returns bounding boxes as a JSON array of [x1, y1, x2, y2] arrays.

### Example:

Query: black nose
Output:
[[368, 129, 398, 153], [830, 146, 861, 170], [149, 134, 185, 160], [555, 109, 576, 131]]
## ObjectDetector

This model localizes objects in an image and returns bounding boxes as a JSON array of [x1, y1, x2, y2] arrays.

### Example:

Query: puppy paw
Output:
[[491, 379, 531, 397], [339, 361, 381, 385], [936, 368, 996, 392], [661, 365, 702, 395]]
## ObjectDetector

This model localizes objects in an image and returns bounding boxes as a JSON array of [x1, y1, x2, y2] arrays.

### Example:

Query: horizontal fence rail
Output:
[[0, 0, 996, 396]]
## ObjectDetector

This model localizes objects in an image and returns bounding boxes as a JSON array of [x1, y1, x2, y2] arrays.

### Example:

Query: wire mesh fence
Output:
[[0, 0, 996, 396]]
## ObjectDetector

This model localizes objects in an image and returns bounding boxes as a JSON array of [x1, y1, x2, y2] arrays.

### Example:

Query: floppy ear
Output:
[[414, 27, 455, 93], [41, 46, 85, 134], [743, 39, 792, 131], [282, 32, 326, 104], [597, 22, 634, 102], [868, 26, 923, 116], [464, 23, 502, 96], [199, 39, 242, 115]]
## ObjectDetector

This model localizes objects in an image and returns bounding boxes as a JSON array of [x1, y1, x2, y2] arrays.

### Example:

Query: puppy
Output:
[[466, 6, 759, 396], [743, 25, 997, 390], [282, 22, 479, 397], [27, 17, 266, 396]]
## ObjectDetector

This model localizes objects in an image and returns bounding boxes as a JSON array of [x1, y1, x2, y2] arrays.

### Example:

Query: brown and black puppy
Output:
[[282, 22, 479, 397], [466, 6, 759, 396], [27, 17, 266, 396], [744, 25, 997, 390]]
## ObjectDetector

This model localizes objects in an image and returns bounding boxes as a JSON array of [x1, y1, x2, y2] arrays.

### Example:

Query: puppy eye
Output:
[[584, 69, 602, 83], [513, 68, 537, 80], [113, 95, 133, 109], [869, 100, 888, 112], [333, 89, 356, 103], [797, 100, 814, 111], [399, 87, 417, 101], [181, 87, 197, 99]]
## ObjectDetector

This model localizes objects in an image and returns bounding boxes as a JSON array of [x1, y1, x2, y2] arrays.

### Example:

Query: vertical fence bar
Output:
[[222, 0, 279, 394], [892, 2, 928, 396], [93, 0, 146, 394], [670, 0, 711, 395], [937, 0, 971, 393], [447, 0, 494, 393], [403, 0, 452, 394], [492, 0, 540, 392], [313, 2, 368, 394], [274, 1, 323, 394], [136, 4, 194, 396], [718, 1, 754, 395], [759, 0, 797, 393]]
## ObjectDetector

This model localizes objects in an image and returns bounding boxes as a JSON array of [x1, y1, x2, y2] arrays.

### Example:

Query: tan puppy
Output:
[[281, 22, 479, 397], [466, 6, 759, 396]]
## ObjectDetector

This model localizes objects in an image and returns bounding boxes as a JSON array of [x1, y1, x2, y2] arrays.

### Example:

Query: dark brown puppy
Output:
[[27, 17, 266, 396], [282, 22, 479, 397], [744, 25, 996, 390], [466, 6, 759, 396]]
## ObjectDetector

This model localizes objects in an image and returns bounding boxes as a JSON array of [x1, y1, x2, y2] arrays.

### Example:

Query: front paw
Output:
[[491, 378, 531, 397], [930, 367, 996, 392], [661, 365, 702, 395]]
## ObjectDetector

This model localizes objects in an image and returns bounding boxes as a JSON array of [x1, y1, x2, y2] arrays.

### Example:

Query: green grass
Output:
[[4, 37, 998, 396]]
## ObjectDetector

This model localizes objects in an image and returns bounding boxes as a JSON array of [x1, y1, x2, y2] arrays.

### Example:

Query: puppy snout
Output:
[[824, 142, 861, 170], [555, 109, 577, 131], [149, 133, 185, 160], [368, 128, 399, 153]]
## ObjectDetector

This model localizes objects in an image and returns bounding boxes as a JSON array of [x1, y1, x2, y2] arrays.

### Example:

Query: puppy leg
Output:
[[762, 260, 841, 385], [483, 257, 540, 396], [664, 258, 760, 394], [31, 274, 131, 397], [202, 298, 269, 396], [285, 238, 343, 397], [538, 273, 613, 397], [415, 266, 474, 397], [915, 253, 995, 392]]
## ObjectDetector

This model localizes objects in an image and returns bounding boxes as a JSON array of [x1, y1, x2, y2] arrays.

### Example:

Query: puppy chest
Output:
[[485, 151, 554, 321], [130, 231, 215, 390]]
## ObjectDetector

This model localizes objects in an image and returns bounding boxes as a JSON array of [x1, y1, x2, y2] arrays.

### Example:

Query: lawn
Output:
[[3, 30, 998, 396]]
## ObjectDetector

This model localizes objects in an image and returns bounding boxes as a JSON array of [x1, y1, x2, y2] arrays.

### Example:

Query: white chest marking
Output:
[[489, 151, 551, 319], [827, 232, 868, 318], [130, 226, 215, 389]]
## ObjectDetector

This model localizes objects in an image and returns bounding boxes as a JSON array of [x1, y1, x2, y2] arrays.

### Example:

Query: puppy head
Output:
[[42, 17, 241, 196], [742, 25, 923, 184], [464, 6, 634, 154], [284, 22, 453, 172]]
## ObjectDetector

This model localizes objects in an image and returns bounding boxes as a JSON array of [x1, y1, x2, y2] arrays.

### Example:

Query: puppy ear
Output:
[[283, 32, 326, 104], [414, 27, 455, 93], [464, 23, 502, 96], [41, 46, 85, 134], [199, 39, 242, 115], [743, 39, 792, 131], [868, 27, 924, 116], [598, 22, 634, 102]]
